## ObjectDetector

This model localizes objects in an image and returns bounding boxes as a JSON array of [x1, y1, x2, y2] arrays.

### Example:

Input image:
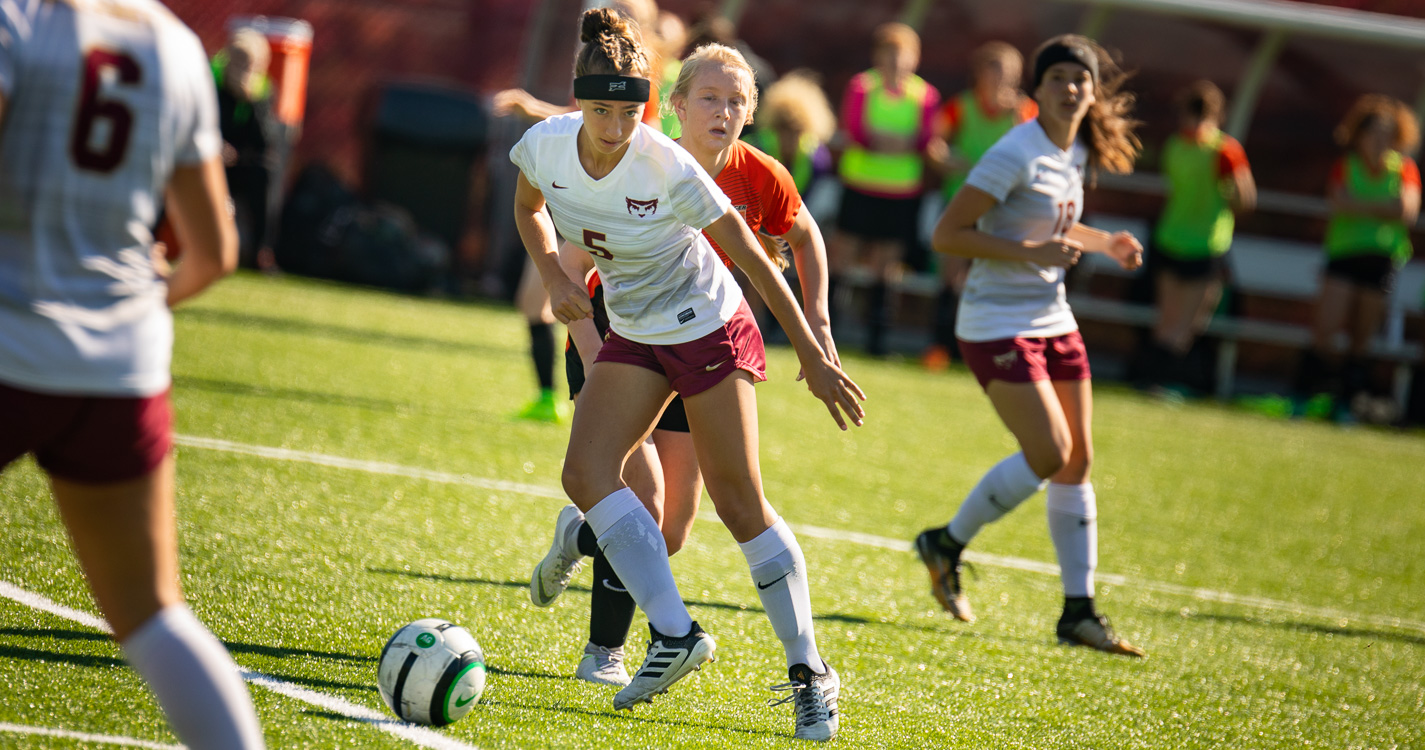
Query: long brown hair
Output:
[[1035, 34, 1141, 180], [575, 7, 651, 79]]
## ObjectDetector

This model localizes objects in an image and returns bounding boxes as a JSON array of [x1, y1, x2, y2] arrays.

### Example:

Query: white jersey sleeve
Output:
[[666, 154, 729, 231], [955, 121, 1085, 343], [165, 26, 221, 166], [965, 142, 1031, 203]]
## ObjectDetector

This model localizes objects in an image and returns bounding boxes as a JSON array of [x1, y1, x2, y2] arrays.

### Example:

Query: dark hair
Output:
[[1177, 80, 1225, 123], [575, 7, 651, 79], [1335, 94, 1420, 153], [1033, 34, 1140, 179]]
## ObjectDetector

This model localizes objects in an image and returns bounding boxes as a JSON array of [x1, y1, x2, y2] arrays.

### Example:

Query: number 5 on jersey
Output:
[[583, 229, 613, 260]]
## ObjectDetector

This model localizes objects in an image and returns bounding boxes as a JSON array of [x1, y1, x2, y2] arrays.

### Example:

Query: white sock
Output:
[[585, 488, 693, 638], [948, 452, 1047, 544], [120, 604, 264, 750], [1047, 482, 1097, 598], [741, 518, 823, 673]]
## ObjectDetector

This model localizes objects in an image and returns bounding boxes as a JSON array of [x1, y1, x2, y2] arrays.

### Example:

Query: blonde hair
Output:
[[227, 28, 270, 66], [873, 22, 919, 59], [971, 40, 1021, 76], [761, 70, 836, 145], [668, 42, 759, 126], [1335, 94, 1420, 154], [575, 8, 651, 79]]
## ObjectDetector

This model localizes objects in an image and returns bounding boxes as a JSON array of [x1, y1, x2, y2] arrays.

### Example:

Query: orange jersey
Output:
[[692, 139, 802, 268]]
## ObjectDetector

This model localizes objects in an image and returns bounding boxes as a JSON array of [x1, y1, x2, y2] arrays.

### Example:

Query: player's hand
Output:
[[801, 356, 865, 431], [546, 275, 593, 324], [151, 242, 172, 280], [1029, 238, 1083, 268], [1107, 231, 1143, 271], [796, 319, 839, 382]]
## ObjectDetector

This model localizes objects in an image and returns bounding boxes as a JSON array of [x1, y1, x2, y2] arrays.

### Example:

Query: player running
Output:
[[511, 8, 862, 739], [914, 35, 1148, 657], [535, 42, 842, 738], [0, 0, 264, 746]]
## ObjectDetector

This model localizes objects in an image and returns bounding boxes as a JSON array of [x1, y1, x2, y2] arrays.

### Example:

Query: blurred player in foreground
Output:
[[0, 0, 263, 746], [915, 34, 1147, 657]]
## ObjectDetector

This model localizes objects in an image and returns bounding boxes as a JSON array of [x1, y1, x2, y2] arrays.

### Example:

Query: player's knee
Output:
[[663, 529, 688, 556], [1024, 444, 1068, 479]]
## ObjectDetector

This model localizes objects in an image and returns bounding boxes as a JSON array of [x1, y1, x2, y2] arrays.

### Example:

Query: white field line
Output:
[[171, 434, 1425, 635], [0, 722, 183, 749], [0, 583, 480, 750]]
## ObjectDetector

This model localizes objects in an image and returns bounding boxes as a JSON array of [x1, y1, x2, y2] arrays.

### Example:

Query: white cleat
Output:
[[529, 504, 586, 607], [770, 661, 840, 741], [576, 642, 631, 687], [613, 621, 715, 710]]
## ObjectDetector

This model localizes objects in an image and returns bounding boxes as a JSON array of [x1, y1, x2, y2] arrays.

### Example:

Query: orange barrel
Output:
[[226, 16, 313, 127]]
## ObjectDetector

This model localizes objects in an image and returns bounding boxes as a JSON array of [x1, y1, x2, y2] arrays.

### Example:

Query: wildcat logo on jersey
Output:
[[626, 197, 659, 217]]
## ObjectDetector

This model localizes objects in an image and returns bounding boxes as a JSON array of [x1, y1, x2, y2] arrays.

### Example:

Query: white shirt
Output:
[[0, 0, 220, 396], [956, 120, 1085, 343], [510, 112, 740, 345]]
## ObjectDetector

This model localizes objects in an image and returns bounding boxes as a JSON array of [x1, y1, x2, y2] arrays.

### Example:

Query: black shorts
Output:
[[565, 286, 691, 434], [836, 187, 921, 245], [1154, 251, 1227, 282], [1325, 253, 1398, 293]]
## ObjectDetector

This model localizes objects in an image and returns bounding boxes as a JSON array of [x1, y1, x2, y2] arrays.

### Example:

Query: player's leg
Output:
[[865, 239, 901, 357], [1341, 282, 1389, 411], [562, 359, 713, 708], [915, 338, 1063, 622], [651, 399, 703, 556], [682, 371, 838, 741], [1297, 275, 1354, 406], [515, 257, 563, 422], [924, 255, 969, 370], [51, 456, 265, 748], [1046, 378, 1144, 657]]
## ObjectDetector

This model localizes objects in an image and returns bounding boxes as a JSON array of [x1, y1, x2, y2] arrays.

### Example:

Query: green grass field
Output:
[[2, 273, 1422, 749]]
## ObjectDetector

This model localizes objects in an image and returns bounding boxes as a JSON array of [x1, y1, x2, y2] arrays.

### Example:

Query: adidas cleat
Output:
[[529, 504, 586, 607], [914, 528, 974, 622], [613, 621, 715, 710], [769, 661, 840, 741], [1057, 614, 1146, 657], [576, 642, 631, 687]]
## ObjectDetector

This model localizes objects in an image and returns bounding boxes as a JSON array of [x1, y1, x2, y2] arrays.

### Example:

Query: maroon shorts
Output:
[[596, 299, 768, 397], [0, 381, 173, 483], [958, 331, 1091, 390]]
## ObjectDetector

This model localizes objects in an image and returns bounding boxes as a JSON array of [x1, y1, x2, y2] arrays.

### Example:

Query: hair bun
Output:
[[580, 7, 627, 44]]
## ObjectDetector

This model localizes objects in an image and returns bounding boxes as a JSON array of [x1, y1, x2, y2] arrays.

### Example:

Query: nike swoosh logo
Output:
[[455, 693, 476, 707], [602, 578, 628, 593], [551, 181, 568, 189], [534, 561, 550, 600], [757, 571, 791, 590], [705, 359, 728, 372]]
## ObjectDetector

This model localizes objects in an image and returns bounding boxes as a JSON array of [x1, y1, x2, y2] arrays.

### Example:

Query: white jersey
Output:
[[0, 0, 219, 397], [956, 120, 1085, 343], [510, 112, 740, 345]]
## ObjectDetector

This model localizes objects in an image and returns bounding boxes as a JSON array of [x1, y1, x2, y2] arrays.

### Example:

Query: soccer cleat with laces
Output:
[[529, 505, 586, 607], [914, 528, 974, 622], [613, 621, 715, 710], [769, 661, 840, 741], [576, 642, 631, 687], [1057, 614, 1146, 657]]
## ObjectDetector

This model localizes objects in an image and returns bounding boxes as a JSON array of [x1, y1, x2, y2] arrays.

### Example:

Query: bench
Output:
[[1074, 214, 1424, 403]]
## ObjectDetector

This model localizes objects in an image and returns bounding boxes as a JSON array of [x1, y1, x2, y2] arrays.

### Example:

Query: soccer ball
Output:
[[377, 618, 487, 726]]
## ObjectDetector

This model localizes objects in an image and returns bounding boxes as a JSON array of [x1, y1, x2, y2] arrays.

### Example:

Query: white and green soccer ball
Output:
[[377, 618, 487, 726]]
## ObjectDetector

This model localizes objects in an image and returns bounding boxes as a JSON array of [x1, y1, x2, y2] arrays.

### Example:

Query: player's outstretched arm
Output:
[[705, 209, 865, 430], [780, 204, 838, 372], [514, 172, 591, 325], [933, 185, 1083, 268], [164, 158, 238, 307]]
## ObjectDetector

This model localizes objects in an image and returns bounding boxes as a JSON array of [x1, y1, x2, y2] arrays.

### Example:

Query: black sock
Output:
[[576, 521, 598, 557], [932, 287, 958, 350], [1060, 596, 1096, 624], [589, 549, 637, 649], [529, 322, 555, 391], [866, 280, 889, 355]]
